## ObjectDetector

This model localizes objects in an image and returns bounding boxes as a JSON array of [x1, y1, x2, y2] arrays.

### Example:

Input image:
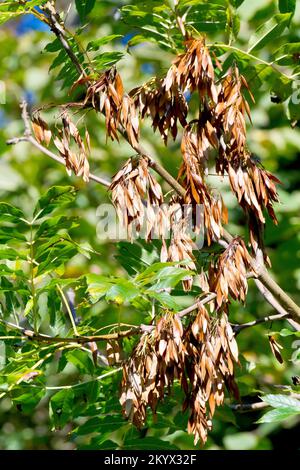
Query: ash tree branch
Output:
[[254, 279, 300, 332], [6, 5, 300, 326], [230, 401, 269, 412], [0, 293, 217, 345], [41, 2, 86, 78], [232, 312, 289, 335]]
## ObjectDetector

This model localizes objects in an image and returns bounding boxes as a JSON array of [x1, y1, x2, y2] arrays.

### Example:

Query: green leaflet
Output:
[[257, 407, 300, 423], [248, 13, 292, 53], [33, 186, 77, 220], [75, 0, 96, 22], [279, 0, 296, 15], [257, 394, 300, 423], [87, 35, 123, 51], [261, 394, 300, 409], [50, 389, 75, 429]]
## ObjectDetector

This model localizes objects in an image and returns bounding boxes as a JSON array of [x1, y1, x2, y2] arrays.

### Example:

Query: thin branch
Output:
[[254, 279, 300, 332], [0, 293, 217, 345], [254, 279, 288, 317], [42, 2, 86, 78], [43, 367, 122, 390], [230, 401, 268, 412], [256, 268, 300, 325], [24, 326, 141, 344], [230, 393, 300, 412], [233, 312, 289, 335], [178, 293, 216, 318]]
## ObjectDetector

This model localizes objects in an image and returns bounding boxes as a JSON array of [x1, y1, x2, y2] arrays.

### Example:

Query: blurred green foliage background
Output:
[[0, 0, 299, 450]]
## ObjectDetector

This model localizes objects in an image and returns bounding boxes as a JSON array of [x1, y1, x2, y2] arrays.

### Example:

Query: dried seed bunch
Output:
[[120, 314, 186, 428], [184, 305, 239, 444], [53, 111, 90, 182], [31, 113, 52, 147], [216, 67, 252, 168], [106, 340, 121, 366], [131, 76, 188, 143], [172, 38, 218, 103], [109, 156, 168, 241], [130, 37, 217, 144], [228, 157, 280, 257], [121, 307, 239, 445], [209, 237, 254, 309], [216, 68, 280, 256], [160, 199, 196, 291], [85, 69, 139, 146]]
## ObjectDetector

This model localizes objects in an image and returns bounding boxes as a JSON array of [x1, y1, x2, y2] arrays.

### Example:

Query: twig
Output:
[[44, 367, 122, 390], [56, 284, 79, 337], [230, 401, 268, 412], [42, 2, 86, 78], [256, 274, 300, 329], [233, 312, 289, 335], [6, 4, 300, 326], [0, 293, 216, 345], [230, 393, 300, 412], [178, 293, 216, 318], [254, 279, 300, 332]]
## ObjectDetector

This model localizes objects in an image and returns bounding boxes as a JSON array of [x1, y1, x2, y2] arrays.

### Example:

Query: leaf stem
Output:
[[210, 43, 294, 82], [56, 284, 79, 337]]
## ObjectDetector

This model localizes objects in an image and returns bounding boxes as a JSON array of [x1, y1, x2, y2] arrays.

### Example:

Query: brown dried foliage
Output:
[[84, 69, 139, 146], [178, 124, 227, 245], [120, 314, 185, 428], [130, 76, 188, 144], [109, 156, 168, 241], [53, 111, 90, 182], [268, 335, 283, 364], [31, 113, 52, 146], [121, 307, 239, 445], [184, 306, 239, 444], [216, 67, 280, 255], [209, 237, 254, 309], [172, 38, 218, 102]]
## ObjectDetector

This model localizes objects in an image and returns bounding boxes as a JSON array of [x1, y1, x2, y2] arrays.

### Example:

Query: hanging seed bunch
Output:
[[109, 156, 168, 241], [178, 124, 227, 245], [184, 305, 239, 444], [160, 199, 197, 291], [31, 113, 52, 147], [216, 67, 280, 257], [31, 109, 91, 181], [84, 68, 139, 146], [52, 111, 90, 182], [120, 314, 186, 428], [121, 307, 239, 445], [209, 237, 254, 309], [130, 75, 188, 144], [171, 38, 218, 102]]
